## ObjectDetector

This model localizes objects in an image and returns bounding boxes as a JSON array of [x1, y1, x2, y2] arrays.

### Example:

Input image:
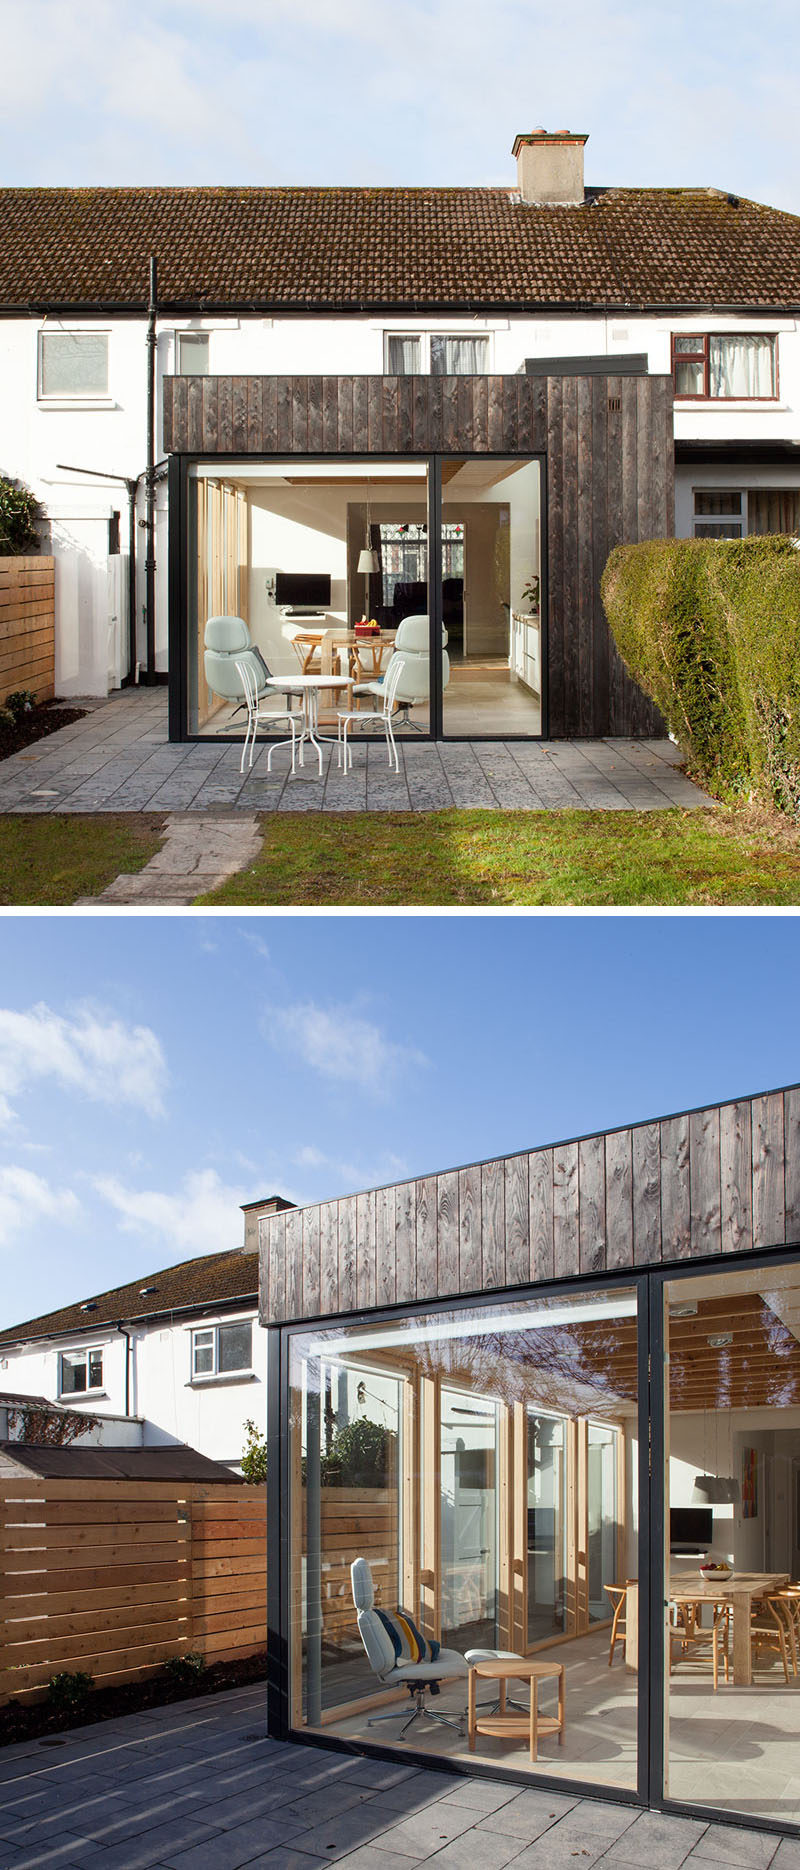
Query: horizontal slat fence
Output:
[[0, 557, 55, 702], [320, 1488, 398, 1648], [0, 1479, 266, 1702]]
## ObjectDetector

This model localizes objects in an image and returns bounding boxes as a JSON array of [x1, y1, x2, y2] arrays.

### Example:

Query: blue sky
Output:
[[0, 913, 798, 1329], [0, 0, 798, 211]]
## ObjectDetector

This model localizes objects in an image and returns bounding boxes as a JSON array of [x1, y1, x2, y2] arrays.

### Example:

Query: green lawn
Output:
[[199, 807, 800, 907], [0, 815, 165, 905]]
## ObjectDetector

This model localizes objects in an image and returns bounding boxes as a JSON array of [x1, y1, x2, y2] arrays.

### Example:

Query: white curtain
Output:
[[386, 335, 421, 374], [430, 335, 489, 374], [710, 335, 775, 398]]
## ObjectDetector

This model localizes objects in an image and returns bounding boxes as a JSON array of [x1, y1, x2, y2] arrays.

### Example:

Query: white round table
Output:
[[265, 673, 350, 774]]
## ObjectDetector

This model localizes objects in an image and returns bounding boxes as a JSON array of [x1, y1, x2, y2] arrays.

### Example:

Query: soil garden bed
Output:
[[0, 1650, 268, 1748], [0, 700, 86, 762]]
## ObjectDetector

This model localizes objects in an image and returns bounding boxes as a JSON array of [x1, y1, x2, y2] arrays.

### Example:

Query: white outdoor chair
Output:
[[235, 657, 305, 776], [336, 653, 406, 774]]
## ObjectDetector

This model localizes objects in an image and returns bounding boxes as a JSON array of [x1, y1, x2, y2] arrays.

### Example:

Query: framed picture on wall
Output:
[[742, 1446, 758, 1520]]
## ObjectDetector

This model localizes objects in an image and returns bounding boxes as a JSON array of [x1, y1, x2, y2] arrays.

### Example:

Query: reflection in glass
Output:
[[289, 1287, 639, 1791], [441, 456, 542, 736]]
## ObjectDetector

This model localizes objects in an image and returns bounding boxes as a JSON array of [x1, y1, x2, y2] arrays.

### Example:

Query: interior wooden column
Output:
[[511, 1401, 528, 1654], [401, 1372, 420, 1615], [419, 1375, 441, 1641], [576, 1421, 589, 1631], [497, 1402, 514, 1649]]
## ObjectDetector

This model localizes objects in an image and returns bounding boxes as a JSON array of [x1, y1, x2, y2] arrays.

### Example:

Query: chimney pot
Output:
[[513, 130, 588, 206]]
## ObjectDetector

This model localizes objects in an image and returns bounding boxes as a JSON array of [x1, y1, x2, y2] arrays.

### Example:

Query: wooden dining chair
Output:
[[750, 1597, 794, 1683], [669, 1595, 730, 1690], [604, 1584, 629, 1666]]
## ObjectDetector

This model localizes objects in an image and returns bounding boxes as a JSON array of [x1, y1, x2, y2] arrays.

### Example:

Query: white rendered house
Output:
[[0, 129, 798, 731]]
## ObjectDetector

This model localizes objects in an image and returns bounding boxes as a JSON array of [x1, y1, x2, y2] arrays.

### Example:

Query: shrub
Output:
[[0, 476, 43, 555], [240, 1417, 268, 1484], [47, 1671, 93, 1710], [320, 1416, 396, 1489], [601, 536, 800, 816], [4, 690, 37, 721], [163, 1653, 206, 1684]]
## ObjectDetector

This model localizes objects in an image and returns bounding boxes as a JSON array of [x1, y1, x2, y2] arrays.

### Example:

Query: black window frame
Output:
[[267, 1241, 800, 1840]]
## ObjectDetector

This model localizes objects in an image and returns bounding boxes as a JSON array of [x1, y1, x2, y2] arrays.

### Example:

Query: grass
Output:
[[0, 815, 164, 905], [199, 806, 800, 907]]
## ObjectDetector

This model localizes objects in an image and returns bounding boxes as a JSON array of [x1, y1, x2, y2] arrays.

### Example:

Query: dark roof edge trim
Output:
[[675, 440, 800, 463], [2, 300, 800, 321]]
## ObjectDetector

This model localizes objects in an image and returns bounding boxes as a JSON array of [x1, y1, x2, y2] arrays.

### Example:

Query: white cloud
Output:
[[265, 999, 426, 1095], [94, 1168, 246, 1258], [0, 1003, 168, 1124], [293, 1143, 408, 1188], [0, 1166, 81, 1248]]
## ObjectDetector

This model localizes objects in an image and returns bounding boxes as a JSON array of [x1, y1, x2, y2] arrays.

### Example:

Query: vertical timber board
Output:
[[318, 1200, 339, 1317], [689, 1108, 722, 1258], [337, 1194, 357, 1315], [415, 1176, 438, 1302], [459, 1163, 482, 1294], [302, 1205, 321, 1319], [375, 1184, 396, 1307], [660, 1115, 691, 1260], [545, 378, 565, 735], [322, 376, 339, 452], [578, 1134, 606, 1274], [481, 1158, 505, 1291], [576, 375, 595, 737], [505, 1152, 530, 1289], [285, 1206, 303, 1322], [268, 1213, 286, 1322], [553, 1143, 579, 1278], [786, 1087, 800, 1242], [308, 376, 323, 453], [751, 1092, 786, 1248], [605, 1129, 633, 1271], [720, 1101, 753, 1256], [394, 1181, 416, 1304], [355, 1189, 376, 1312], [437, 1171, 460, 1298], [590, 374, 610, 735], [529, 1148, 554, 1281], [561, 374, 579, 735], [632, 1122, 661, 1264]]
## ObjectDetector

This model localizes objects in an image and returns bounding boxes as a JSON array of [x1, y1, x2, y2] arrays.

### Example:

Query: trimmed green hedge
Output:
[[601, 537, 800, 816]]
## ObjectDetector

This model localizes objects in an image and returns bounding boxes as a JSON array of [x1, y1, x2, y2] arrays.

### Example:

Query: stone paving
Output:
[[0, 692, 707, 816], [0, 1685, 796, 1870], [86, 816, 263, 906]]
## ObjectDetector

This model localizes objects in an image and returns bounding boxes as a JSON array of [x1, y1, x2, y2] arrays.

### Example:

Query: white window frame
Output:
[[176, 331, 211, 376], [383, 331, 492, 375], [58, 1345, 104, 1397], [190, 1317, 254, 1382], [37, 328, 113, 408], [693, 488, 747, 539]]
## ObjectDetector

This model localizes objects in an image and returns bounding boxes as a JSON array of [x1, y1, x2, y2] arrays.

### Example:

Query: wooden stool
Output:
[[468, 1657, 565, 1763]]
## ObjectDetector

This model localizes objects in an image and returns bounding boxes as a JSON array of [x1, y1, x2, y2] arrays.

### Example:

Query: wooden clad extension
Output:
[[0, 1480, 265, 1702], [259, 1087, 800, 1325], [0, 556, 55, 703], [163, 371, 674, 738]]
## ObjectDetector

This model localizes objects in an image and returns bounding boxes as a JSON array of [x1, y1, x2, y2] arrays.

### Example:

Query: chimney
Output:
[[240, 1193, 296, 1256], [513, 129, 588, 206]]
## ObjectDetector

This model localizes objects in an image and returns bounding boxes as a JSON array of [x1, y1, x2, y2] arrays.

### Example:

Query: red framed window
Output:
[[672, 333, 777, 400]]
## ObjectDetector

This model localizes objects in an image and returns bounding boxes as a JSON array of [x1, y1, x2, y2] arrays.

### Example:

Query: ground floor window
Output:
[[274, 1250, 800, 1830], [184, 453, 544, 742]]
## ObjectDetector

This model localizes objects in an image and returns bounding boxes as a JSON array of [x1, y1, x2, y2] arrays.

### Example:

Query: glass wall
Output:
[[663, 1258, 800, 1824], [187, 460, 429, 738], [289, 1285, 640, 1791], [441, 456, 542, 736]]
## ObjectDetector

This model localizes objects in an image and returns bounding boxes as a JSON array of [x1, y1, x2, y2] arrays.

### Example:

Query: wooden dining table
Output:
[[625, 1571, 790, 1685]]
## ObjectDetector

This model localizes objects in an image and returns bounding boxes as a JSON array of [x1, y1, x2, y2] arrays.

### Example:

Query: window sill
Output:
[[57, 1390, 108, 1402], [37, 398, 117, 412], [186, 1371, 258, 1390], [674, 399, 785, 411]]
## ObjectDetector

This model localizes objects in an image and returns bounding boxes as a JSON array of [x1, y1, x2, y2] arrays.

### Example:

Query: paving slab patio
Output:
[[0, 1685, 792, 1870], [0, 691, 707, 816]]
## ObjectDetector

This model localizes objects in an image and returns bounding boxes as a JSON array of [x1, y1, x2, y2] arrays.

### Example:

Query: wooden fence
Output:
[[0, 1479, 266, 1703], [320, 1487, 398, 1648], [0, 557, 55, 703]]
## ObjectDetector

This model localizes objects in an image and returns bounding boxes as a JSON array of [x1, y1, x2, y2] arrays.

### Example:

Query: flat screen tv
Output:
[[275, 572, 331, 609], [670, 1507, 713, 1553]]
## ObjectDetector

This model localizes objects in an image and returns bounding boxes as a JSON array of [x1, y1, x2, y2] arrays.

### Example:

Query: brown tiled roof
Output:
[[0, 185, 798, 312], [0, 1249, 258, 1345], [0, 1444, 241, 1480]]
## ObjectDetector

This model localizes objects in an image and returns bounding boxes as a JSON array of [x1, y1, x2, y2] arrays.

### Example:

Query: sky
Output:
[[0, 912, 798, 1330], [0, 0, 799, 213]]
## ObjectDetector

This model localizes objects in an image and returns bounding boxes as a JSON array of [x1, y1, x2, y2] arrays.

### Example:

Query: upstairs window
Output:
[[384, 333, 490, 375], [39, 331, 109, 401], [192, 1320, 253, 1379], [672, 333, 776, 399], [177, 333, 210, 375], [59, 1347, 103, 1395]]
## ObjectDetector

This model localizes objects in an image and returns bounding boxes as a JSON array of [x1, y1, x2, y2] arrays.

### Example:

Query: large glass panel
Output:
[[289, 1285, 640, 1791], [187, 460, 429, 739], [441, 456, 543, 736], [664, 1257, 800, 1824]]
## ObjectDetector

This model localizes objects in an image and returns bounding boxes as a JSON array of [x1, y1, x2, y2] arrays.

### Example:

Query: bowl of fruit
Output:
[[698, 1559, 733, 1583]]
